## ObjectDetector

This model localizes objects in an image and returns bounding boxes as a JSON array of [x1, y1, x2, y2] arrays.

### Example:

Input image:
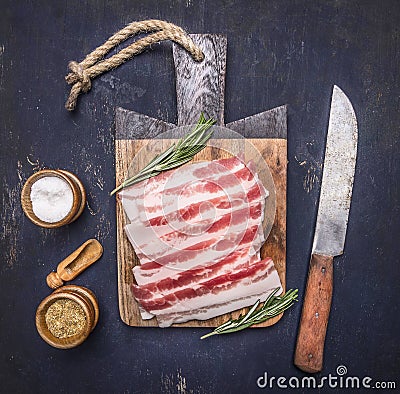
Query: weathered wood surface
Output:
[[115, 108, 175, 139], [173, 34, 227, 126], [226, 105, 287, 139], [116, 138, 287, 327], [2, 1, 399, 392]]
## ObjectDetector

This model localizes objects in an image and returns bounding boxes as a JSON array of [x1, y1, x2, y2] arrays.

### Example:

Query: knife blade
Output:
[[294, 85, 358, 373]]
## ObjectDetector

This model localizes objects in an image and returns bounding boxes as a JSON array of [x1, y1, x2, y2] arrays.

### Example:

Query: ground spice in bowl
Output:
[[45, 299, 86, 338], [36, 287, 97, 348]]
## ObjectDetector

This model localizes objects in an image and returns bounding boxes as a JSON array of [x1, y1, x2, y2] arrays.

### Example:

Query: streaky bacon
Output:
[[135, 258, 274, 312], [119, 157, 282, 326], [156, 285, 282, 327], [132, 249, 258, 300], [132, 223, 263, 283], [126, 203, 263, 266]]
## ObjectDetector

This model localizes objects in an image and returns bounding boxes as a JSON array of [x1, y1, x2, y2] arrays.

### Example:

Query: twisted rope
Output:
[[65, 20, 204, 111]]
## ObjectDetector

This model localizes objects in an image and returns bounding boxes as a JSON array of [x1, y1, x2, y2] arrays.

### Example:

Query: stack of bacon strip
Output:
[[119, 156, 282, 327]]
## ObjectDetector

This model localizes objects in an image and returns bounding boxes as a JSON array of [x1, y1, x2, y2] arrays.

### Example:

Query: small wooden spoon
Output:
[[46, 239, 103, 289]]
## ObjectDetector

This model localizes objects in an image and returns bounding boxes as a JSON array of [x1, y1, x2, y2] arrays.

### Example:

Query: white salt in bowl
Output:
[[21, 169, 86, 228]]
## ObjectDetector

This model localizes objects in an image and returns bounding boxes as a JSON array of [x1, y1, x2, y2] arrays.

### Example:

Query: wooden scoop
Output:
[[46, 239, 103, 289]]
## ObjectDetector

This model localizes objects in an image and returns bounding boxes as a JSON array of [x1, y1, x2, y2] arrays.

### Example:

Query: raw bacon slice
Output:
[[119, 156, 262, 223], [134, 258, 276, 312], [119, 156, 282, 327], [127, 202, 264, 266], [124, 195, 263, 251], [132, 224, 265, 286], [148, 260, 282, 327], [120, 156, 246, 201], [157, 285, 282, 327], [132, 248, 259, 300]]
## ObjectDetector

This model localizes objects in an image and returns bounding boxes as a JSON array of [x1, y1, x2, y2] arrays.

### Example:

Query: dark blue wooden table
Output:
[[1, 1, 399, 392]]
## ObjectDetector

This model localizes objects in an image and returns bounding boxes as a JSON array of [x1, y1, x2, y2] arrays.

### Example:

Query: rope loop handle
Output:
[[65, 19, 204, 111]]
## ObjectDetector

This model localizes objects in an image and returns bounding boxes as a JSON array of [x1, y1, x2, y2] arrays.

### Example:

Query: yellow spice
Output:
[[45, 299, 86, 338]]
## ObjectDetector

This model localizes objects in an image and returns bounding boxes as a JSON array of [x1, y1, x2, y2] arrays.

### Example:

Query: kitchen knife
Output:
[[294, 85, 358, 373]]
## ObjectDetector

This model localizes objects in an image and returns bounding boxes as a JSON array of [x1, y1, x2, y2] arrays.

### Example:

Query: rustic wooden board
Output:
[[173, 34, 227, 126], [116, 138, 287, 327], [115, 34, 287, 327]]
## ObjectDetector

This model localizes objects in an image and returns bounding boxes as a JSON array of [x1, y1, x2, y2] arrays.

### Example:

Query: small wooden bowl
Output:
[[36, 290, 96, 349], [57, 170, 87, 223], [21, 169, 85, 228]]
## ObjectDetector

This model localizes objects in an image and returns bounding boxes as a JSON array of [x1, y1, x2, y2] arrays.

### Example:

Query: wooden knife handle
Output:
[[294, 253, 333, 373]]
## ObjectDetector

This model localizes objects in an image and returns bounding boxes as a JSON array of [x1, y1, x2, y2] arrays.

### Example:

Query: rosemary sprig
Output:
[[110, 113, 216, 196], [200, 288, 298, 339]]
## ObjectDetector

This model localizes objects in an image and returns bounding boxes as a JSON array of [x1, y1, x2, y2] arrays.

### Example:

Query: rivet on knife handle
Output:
[[46, 239, 103, 289], [294, 253, 333, 373]]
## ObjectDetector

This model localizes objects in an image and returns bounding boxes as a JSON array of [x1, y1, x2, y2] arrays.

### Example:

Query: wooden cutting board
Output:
[[115, 135, 287, 327], [114, 34, 287, 327]]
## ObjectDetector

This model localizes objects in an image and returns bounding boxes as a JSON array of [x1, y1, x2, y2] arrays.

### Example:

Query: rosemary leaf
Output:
[[239, 299, 261, 326], [200, 288, 298, 339], [110, 113, 216, 196]]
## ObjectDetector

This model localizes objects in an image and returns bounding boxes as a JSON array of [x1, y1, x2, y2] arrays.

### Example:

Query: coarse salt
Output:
[[30, 176, 74, 223]]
